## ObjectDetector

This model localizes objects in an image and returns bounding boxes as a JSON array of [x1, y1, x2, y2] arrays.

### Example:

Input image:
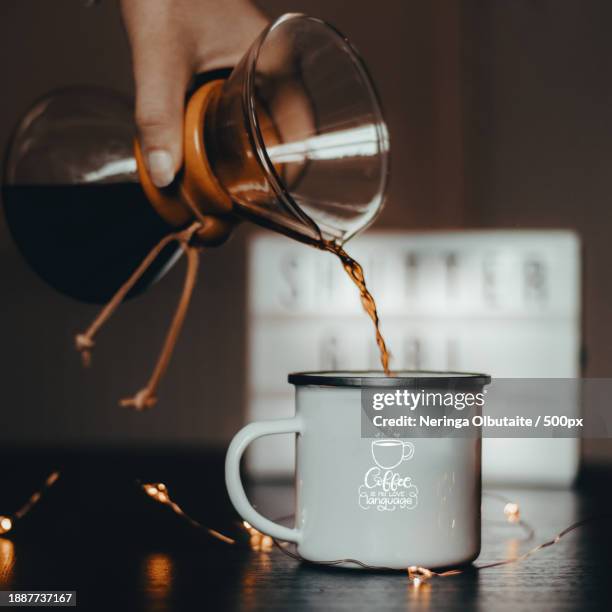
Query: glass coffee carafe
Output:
[[3, 13, 389, 303]]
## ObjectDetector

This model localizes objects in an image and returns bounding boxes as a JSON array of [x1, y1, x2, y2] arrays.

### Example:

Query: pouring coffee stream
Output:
[[322, 241, 391, 375], [2, 13, 391, 404]]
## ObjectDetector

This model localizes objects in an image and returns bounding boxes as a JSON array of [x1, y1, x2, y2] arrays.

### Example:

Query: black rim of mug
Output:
[[288, 370, 491, 388]]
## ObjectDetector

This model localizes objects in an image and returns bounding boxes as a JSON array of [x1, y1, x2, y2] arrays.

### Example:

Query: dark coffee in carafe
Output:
[[2, 183, 179, 303]]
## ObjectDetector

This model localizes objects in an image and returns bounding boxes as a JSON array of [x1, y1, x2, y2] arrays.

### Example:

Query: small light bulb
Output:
[[261, 535, 273, 552], [243, 521, 259, 537], [407, 565, 433, 588], [157, 492, 168, 503], [157, 483, 167, 492], [249, 533, 262, 550], [504, 502, 520, 523], [0, 516, 12, 535]]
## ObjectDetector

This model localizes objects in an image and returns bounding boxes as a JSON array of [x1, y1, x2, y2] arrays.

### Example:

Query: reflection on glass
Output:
[[266, 125, 384, 164], [82, 157, 138, 183]]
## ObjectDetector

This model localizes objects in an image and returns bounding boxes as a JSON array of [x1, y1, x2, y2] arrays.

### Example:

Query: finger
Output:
[[133, 45, 191, 188]]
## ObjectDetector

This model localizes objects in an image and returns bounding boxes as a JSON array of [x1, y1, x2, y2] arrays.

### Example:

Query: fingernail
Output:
[[147, 150, 174, 187]]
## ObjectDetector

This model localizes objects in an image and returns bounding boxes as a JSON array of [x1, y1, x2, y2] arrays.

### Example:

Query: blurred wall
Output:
[[0, 1, 610, 464], [463, 0, 612, 463]]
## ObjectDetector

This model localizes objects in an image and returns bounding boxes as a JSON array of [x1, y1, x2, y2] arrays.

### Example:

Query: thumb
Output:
[[132, 46, 191, 188]]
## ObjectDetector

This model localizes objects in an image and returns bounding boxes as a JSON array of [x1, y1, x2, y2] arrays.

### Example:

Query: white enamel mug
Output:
[[225, 371, 490, 569]]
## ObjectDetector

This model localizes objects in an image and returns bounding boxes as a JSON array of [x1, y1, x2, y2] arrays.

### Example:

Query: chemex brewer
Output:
[[3, 12, 396, 401], [3, 14, 388, 297]]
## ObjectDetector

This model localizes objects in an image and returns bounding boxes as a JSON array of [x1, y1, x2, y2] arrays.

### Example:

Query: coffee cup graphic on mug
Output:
[[226, 371, 490, 569], [371, 439, 414, 469]]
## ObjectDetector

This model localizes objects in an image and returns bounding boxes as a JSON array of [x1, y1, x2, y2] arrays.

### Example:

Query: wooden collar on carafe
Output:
[[134, 79, 234, 246]]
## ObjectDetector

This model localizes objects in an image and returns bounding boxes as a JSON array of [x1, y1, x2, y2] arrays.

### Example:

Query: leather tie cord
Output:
[[75, 221, 203, 411]]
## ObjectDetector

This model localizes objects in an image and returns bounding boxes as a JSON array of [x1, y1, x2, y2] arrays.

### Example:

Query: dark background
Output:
[[0, 0, 610, 465]]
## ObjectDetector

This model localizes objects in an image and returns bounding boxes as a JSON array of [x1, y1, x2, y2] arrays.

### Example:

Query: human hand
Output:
[[120, 0, 268, 187]]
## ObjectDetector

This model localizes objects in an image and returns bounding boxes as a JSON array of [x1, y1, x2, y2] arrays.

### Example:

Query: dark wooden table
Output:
[[0, 449, 610, 611]]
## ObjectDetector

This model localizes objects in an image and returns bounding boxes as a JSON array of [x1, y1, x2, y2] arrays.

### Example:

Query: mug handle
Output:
[[402, 441, 415, 461], [225, 417, 303, 543]]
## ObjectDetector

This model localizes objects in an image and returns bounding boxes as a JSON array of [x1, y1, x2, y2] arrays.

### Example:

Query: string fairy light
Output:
[[268, 503, 606, 588], [0, 471, 60, 535], [398, 513, 609, 588], [140, 481, 235, 545], [1, 472, 607, 589], [135, 485, 607, 588]]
